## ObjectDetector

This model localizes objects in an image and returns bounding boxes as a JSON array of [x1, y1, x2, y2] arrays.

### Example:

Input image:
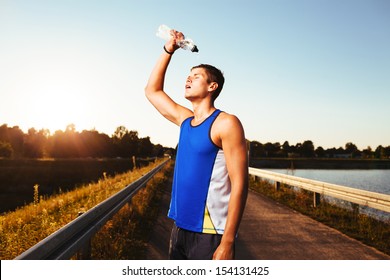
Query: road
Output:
[[146, 184, 389, 260]]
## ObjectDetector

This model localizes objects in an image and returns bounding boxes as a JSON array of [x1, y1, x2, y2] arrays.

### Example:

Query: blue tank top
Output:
[[168, 109, 231, 234]]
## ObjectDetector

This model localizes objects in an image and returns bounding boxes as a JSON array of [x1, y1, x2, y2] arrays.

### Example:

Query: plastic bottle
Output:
[[156, 24, 199, 53]]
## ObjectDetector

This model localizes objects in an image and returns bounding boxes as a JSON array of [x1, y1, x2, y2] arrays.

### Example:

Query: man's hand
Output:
[[164, 29, 184, 54], [212, 241, 235, 260], [145, 28, 193, 126]]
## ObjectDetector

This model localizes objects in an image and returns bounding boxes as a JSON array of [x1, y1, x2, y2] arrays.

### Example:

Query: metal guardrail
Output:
[[15, 159, 169, 260], [249, 167, 390, 213]]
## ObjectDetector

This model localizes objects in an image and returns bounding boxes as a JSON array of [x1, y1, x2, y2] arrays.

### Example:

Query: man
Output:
[[145, 29, 248, 260]]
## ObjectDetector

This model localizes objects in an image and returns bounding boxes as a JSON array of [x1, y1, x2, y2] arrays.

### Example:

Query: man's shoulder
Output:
[[211, 110, 245, 147], [214, 111, 244, 135], [217, 111, 242, 126]]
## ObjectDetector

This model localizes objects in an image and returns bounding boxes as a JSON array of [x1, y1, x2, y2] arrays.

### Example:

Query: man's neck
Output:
[[191, 101, 216, 124]]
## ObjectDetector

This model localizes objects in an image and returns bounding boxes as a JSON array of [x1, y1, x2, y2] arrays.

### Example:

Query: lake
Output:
[[266, 169, 390, 195], [265, 169, 390, 221]]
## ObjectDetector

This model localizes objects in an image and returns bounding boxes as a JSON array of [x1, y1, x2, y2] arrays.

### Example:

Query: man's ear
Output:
[[208, 82, 218, 93]]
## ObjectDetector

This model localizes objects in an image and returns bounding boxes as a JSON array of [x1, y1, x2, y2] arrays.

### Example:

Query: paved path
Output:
[[146, 184, 389, 260], [145, 185, 173, 260]]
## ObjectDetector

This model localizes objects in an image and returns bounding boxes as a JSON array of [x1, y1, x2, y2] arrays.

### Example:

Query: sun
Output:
[[22, 84, 94, 134]]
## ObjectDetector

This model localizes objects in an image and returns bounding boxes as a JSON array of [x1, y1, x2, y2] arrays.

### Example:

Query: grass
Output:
[[249, 176, 390, 256], [0, 159, 172, 260], [90, 161, 173, 259], [0, 158, 138, 213]]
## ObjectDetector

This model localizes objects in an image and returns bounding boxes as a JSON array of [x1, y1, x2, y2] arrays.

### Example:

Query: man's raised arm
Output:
[[144, 30, 193, 126]]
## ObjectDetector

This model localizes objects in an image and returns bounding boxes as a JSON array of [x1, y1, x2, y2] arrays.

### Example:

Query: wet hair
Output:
[[191, 64, 224, 101]]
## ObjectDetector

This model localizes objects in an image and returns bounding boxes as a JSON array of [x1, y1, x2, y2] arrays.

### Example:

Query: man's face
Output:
[[184, 68, 212, 101]]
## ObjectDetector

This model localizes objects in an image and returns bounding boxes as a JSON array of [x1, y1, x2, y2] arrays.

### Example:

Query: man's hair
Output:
[[191, 64, 224, 101]]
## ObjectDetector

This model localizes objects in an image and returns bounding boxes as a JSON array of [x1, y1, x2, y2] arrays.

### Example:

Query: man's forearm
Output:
[[145, 51, 172, 96], [221, 183, 248, 244], [212, 181, 247, 260]]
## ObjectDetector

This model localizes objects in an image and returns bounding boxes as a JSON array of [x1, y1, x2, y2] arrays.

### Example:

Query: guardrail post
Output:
[[275, 181, 280, 191], [313, 192, 321, 208], [132, 156, 137, 169], [351, 202, 359, 218], [250, 174, 259, 182]]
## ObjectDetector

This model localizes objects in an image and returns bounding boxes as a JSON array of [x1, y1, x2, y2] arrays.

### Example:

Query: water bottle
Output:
[[156, 24, 199, 53]]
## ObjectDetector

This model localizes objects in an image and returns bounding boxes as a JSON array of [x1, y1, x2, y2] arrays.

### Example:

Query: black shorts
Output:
[[169, 223, 223, 260]]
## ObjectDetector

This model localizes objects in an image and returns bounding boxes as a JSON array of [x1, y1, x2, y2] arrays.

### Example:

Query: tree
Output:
[[362, 146, 373, 158], [300, 140, 315, 157], [0, 125, 24, 158], [153, 144, 165, 157], [345, 142, 359, 157], [249, 141, 265, 158], [78, 130, 112, 157], [138, 137, 154, 157], [0, 141, 13, 158], [315, 146, 325, 157], [122, 130, 139, 157], [112, 126, 128, 140], [0, 123, 167, 159], [49, 127, 79, 158], [383, 146, 390, 158], [23, 128, 47, 158], [264, 142, 281, 157], [374, 145, 386, 159], [66, 123, 76, 132], [112, 126, 140, 157], [282, 141, 291, 155]]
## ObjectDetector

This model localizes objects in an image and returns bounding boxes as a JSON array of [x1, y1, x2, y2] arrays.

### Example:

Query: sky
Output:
[[0, 0, 389, 150]]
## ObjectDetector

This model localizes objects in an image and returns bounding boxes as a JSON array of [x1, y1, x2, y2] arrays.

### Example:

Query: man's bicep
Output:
[[146, 90, 192, 126], [222, 117, 248, 184]]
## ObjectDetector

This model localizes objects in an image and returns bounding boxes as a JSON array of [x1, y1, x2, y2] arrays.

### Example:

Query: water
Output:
[[265, 169, 390, 221], [266, 169, 390, 195]]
